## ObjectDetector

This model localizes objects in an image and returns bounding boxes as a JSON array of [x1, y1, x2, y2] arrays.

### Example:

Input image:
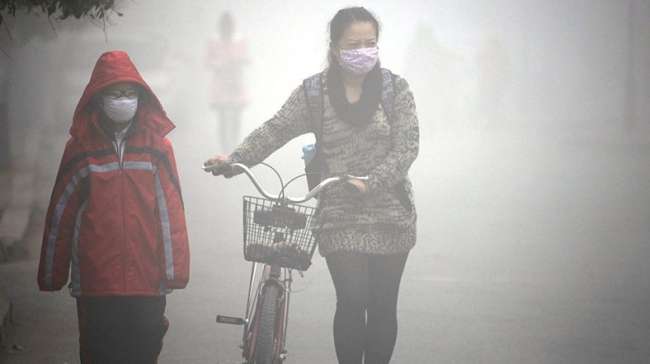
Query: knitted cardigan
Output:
[[230, 69, 419, 240]]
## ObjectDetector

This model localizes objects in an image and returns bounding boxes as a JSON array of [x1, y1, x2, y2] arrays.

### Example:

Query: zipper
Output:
[[120, 154, 127, 291], [107, 122, 135, 292], [112, 133, 128, 292], [114, 134, 127, 168], [100, 120, 131, 292], [117, 123, 136, 291]]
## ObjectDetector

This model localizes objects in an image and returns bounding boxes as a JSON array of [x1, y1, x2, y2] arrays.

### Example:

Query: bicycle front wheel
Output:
[[254, 283, 282, 364]]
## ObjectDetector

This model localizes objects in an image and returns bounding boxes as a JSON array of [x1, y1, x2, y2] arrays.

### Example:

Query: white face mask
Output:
[[102, 96, 138, 123]]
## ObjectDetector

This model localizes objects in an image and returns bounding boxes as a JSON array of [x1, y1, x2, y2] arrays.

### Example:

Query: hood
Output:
[[70, 50, 174, 139]]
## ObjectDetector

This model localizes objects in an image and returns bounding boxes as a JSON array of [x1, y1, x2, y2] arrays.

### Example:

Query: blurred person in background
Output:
[[37, 51, 190, 364], [205, 7, 419, 364], [405, 24, 460, 136], [206, 11, 249, 151]]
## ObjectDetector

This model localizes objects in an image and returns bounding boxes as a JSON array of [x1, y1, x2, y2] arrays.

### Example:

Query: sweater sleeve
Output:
[[367, 76, 420, 193], [228, 84, 311, 166]]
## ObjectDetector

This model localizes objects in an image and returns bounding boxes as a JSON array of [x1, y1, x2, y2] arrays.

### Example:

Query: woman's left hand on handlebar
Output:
[[203, 154, 229, 175]]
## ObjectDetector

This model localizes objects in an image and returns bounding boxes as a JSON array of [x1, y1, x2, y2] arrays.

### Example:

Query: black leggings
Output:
[[326, 252, 409, 364]]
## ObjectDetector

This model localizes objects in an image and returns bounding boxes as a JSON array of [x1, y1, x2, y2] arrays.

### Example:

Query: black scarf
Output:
[[326, 61, 382, 127]]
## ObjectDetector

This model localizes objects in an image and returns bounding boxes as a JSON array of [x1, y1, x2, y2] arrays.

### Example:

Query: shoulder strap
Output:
[[380, 68, 397, 122], [302, 73, 324, 143]]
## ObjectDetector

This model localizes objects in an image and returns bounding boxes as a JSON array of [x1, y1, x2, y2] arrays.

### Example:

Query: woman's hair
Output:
[[328, 7, 380, 65]]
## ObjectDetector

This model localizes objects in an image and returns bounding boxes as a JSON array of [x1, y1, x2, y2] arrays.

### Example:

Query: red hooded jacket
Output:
[[37, 51, 190, 296]]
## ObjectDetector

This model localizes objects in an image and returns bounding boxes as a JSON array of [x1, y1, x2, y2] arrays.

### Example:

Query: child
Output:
[[37, 50, 190, 363]]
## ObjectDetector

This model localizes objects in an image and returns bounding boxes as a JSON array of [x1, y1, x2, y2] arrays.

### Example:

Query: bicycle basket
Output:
[[242, 196, 318, 270]]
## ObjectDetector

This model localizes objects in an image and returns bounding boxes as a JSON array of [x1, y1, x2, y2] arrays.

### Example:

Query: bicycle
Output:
[[203, 161, 367, 364]]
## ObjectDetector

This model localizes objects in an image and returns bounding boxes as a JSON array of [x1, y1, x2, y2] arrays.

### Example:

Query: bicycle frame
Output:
[[209, 162, 368, 363]]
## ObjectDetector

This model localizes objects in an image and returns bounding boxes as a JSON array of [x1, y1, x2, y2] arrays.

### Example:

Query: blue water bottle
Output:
[[302, 143, 316, 164], [302, 143, 321, 191]]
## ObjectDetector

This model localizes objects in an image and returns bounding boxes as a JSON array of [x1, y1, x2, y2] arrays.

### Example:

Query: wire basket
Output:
[[242, 196, 317, 271]]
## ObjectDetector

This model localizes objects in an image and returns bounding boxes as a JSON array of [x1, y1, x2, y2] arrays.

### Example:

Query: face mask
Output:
[[338, 46, 379, 75], [102, 96, 138, 123]]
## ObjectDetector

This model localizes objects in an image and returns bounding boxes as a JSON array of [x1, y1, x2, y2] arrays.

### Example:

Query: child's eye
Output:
[[106, 91, 137, 99]]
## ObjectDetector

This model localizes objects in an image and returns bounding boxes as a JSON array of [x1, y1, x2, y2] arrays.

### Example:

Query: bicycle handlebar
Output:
[[203, 162, 368, 203]]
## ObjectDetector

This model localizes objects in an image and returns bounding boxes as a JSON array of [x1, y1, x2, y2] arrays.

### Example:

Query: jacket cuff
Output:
[[165, 279, 188, 290]]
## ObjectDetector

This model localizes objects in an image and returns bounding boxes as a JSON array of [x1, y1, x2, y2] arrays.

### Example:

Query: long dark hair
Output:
[[327, 7, 381, 66]]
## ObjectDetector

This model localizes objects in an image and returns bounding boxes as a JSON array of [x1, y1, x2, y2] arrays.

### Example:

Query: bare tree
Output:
[[0, 0, 122, 169]]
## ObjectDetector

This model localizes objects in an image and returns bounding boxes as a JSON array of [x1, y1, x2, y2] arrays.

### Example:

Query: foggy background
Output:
[[2, 0, 650, 363]]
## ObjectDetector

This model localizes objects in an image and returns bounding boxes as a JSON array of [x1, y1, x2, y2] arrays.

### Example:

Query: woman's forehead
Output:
[[341, 21, 377, 42]]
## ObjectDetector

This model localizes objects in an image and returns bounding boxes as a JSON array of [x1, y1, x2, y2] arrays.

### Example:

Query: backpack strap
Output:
[[302, 73, 327, 192], [302, 73, 325, 143], [380, 68, 397, 122]]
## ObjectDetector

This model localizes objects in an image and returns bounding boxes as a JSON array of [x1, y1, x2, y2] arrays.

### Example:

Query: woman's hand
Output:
[[203, 154, 229, 175], [347, 178, 368, 194]]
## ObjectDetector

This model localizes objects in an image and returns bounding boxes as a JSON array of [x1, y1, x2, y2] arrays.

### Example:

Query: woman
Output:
[[205, 7, 418, 364]]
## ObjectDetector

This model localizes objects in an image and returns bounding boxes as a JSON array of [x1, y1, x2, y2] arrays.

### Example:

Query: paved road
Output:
[[3, 127, 650, 363]]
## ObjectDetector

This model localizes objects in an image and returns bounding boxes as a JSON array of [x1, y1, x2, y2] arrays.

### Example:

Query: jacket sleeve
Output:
[[367, 76, 420, 193], [37, 139, 86, 291], [228, 84, 311, 166], [155, 138, 190, 289]]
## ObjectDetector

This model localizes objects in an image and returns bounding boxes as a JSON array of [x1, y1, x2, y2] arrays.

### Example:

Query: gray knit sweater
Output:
[[230, 69, 419, 253]]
